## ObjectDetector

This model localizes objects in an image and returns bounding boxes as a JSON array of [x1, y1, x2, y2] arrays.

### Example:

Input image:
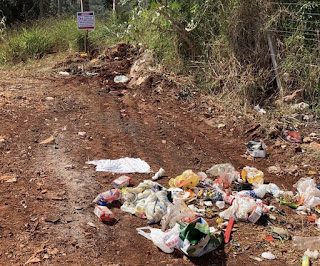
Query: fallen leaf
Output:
[[40, 135, 55, 144]]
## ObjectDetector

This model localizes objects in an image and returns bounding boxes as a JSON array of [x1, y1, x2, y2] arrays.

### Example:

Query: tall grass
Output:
[[0, 15, 122, 64]]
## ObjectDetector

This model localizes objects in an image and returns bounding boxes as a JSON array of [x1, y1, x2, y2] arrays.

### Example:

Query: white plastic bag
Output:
[[294, 177, 320, 208], [136, 223, 180, 253]]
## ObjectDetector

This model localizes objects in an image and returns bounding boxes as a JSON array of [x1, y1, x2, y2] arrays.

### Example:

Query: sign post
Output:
[[77, 4, 95, 53]]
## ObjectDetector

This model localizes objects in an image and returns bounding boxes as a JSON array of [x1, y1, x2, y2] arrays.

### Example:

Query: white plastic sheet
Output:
[[86, 157, 151, 173]]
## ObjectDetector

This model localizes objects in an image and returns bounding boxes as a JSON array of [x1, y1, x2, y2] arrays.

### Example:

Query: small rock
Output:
[[45, 97, 54, 101], [161, 140, 166, 144]]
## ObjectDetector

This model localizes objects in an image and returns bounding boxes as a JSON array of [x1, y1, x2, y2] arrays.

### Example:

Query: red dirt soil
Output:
[[0, 44, 319, 266]]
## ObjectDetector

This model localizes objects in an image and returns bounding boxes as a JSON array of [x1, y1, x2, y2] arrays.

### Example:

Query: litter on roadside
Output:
[[86, 157, 151, 173], [88, 160, 320, 259]]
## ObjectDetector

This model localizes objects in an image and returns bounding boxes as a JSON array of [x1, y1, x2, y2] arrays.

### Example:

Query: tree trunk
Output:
[[113, 0, 116, 14], [39, 0, 44, 18], [58, 0, 62, 16], [83, 0, 90, 11]]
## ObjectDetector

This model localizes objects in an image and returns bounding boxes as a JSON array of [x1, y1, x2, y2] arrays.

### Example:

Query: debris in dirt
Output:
[[25, 256, 41, 264], [64, 164, 74, 170], [161, 140, 167, 144], [112, 175, 132, 188], [114, 75, 129, 83], [94, 206, 115, 222], [217, 123, 226, 129], [249, 255, 263, 262], [267, 165, 281, 174], [58, 71, 70, 76], [261, 252, 276, 260], [224, 217, 234, 243], [254, 105, 266, 114], [40, 135, 55, 144], [285, 131, 302, 143], [86, 157, 151, 173], [241, 166, 264, 184], [246, 141, 267, 158], [152, 168, 166, 181], [45, 96, 54, 101], [304, 249, 319, 259], [302, 256, 310, 266], [268, 226, 290, 241], [87, 222, 96, 228], [179, 218, 223, 257], [169, 170, 199, 189], [78, 131, 86, 137], [137, 223, 180, 254], [93, 189, 121, 205], [0, 173, 17, 183], [45, 216, 61, 224]]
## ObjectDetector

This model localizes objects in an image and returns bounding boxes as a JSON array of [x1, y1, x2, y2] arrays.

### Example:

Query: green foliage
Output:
[[126, 7, 182, 70], [0, 15, 123, 64], [4, 27, 52, 62]]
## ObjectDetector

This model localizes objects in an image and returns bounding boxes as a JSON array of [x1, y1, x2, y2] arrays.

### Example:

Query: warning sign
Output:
[[77, 12, 95, 30]]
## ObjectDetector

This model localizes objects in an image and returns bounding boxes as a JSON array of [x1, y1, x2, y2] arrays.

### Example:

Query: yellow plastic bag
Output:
[[241, 166, 264, 184], [169, 170, 199, 189]]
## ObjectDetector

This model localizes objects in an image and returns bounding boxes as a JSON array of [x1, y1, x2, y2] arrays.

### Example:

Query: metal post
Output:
[[267, 32, 283, 98]]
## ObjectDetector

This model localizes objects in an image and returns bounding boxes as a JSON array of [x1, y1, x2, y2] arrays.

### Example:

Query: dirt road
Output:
[[0, 46, 319, 265]]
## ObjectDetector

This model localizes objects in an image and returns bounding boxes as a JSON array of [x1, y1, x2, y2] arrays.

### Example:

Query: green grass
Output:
[[0, 15, 123, 64]]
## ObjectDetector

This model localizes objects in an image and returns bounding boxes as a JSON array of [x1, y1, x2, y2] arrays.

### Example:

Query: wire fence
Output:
[[266, 1, 320, 98]]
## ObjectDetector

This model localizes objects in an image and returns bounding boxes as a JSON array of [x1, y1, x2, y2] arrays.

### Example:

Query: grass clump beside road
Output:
[[0, 16, 122, 64]]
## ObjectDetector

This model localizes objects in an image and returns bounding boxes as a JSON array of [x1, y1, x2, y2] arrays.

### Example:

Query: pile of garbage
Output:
[[89, 159, 320, 261]]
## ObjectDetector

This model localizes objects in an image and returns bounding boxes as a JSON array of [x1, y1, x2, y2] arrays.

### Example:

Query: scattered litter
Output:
[[114, 75, 129, 83], [261, 252, 275, 260], [302, 256, 310, 266], [267, 165, 281, 174], [40, 135, 55, 144], [152, 168, 166, 181], [179, 217, 223, 257], [112, 175, 132, 188], [246, 141, 266, 158], [137, 223, 180, 253], [285, 131, 301, 143], [78, 132, 86, 137], [87, 222, 96, 228], [58, 71, 70, 76], [241, 166, 264, 184], [304, 249, 319, 259], [249, 255, 263, 262], [94, 206, 115, 222], [86, 157, 151, 173], [254, 105, 266, 114], [268, 226, 290, 241], [224, 217, 234, 243], [0, 174, 17, 183], [217, 123, 226, 129], [93, 189, 121, 205], [169, 170, 199, 189]]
